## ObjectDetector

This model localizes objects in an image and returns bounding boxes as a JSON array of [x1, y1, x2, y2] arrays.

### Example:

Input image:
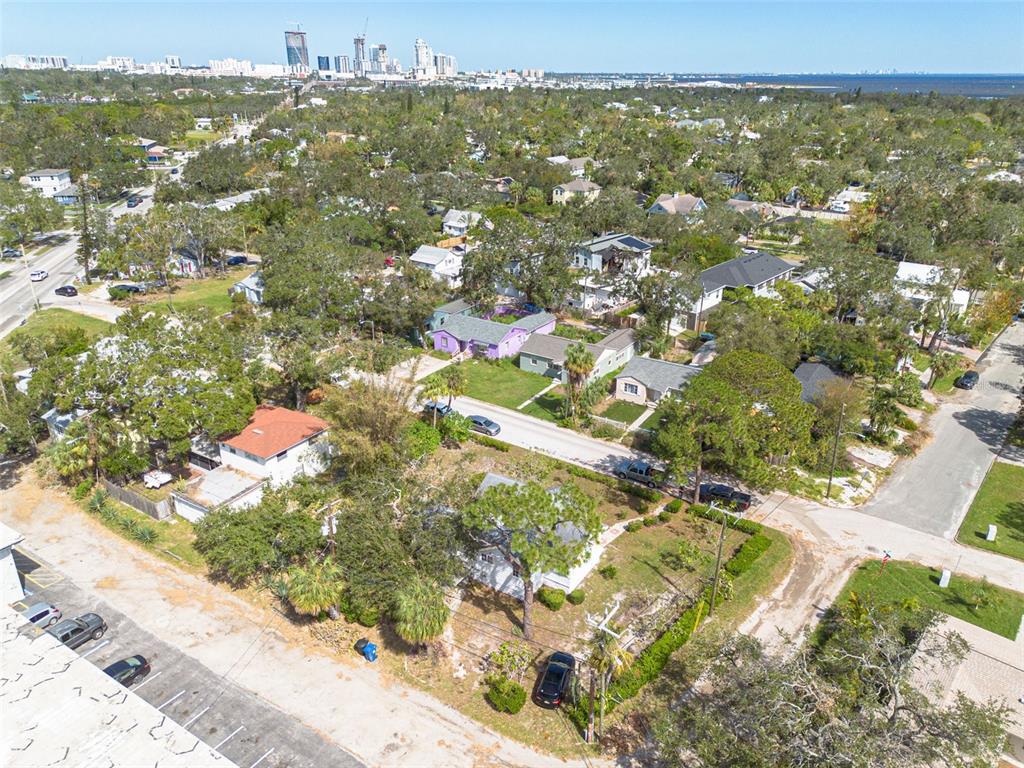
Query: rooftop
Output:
[[435, 298, 474, 315], [556, 178, 601, 193], [24, 168, 69, 177], [650, 192, 705, 215], [617, 356, 701, 394], [700, 251, 794, 293], [793, 362, 842, 403], [579, 233, 653, 253], [182, 465, 263, 508], [222, 404, 328, 459], [436, 311, 555, 346], [1, 605, 236, 768], [410, 244, 454, 267]]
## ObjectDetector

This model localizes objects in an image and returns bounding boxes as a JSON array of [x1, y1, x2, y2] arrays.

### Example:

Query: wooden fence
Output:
[[100, 479, 171, 521]]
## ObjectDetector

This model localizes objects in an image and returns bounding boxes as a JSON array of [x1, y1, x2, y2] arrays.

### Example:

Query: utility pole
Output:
[[708, 502, 728, 616], [585, 600, 623, 743]]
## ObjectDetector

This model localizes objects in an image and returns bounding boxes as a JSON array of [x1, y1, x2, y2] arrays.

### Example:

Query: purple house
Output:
[[431, 310, 556, 359]]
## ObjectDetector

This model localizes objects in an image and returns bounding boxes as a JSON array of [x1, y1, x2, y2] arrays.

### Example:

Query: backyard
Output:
[[835, 559, 1024, 640], [956, 461, 1024, 562], [460, 358, 554, 409], [131, 269, 251, 314]]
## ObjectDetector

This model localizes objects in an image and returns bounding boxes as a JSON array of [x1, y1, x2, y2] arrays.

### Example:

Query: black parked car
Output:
[[103, 655, 151, 687], [468, 415, 500, 436], [698, 483, 753, 511], [111, 283, 144, 294], [534, 651, 575, 708], [47, 613, 107, 650], [226, 255, 248, 266], [54, 285, 78, 297], [954, 370, 979, 390]]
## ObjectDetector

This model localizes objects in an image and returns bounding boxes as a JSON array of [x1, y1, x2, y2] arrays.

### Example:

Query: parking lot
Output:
[[12, 547, 365, 768]]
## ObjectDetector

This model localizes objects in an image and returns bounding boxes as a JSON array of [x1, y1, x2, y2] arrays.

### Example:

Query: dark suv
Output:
[[47, 613, 107, 649], [698, 483, 753, 511], [534, 651, 575, 708], [954, 370, 979, 390]]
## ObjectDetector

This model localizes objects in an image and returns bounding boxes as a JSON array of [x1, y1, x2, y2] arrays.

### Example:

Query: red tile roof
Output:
[[222, 405, 328, 459]]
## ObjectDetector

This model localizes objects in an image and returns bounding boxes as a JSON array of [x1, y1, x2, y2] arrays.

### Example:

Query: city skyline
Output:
[[2, 1, 1022, 74]]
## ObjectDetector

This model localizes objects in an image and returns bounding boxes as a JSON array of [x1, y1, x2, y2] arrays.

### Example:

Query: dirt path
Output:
[[0, 474, 603, 768]]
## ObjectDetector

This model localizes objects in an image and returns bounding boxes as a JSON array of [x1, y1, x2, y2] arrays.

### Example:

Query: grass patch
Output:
[[551, 323, 606, 344], [134, 271, 248, 314], [90, 498, 205, 570], [183, 129, 221, 143], [461, 359, 553, 409], [932, 355, 971, 394], [956, 461, 1024, 562], [599, 399, 648, 425], [3, 309, 114, 367], [520, 389, 565, 422], [836, 559, 1024, 640]]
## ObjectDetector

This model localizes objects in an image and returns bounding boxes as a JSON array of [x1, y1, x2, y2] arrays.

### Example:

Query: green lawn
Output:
[[957, 461, 1024, 561], [461, 359, 553, 409], [135, 271, 247, 314], [183, 129, 221, 143], [520, 389, 565, 422], [3, 309, 114, 366], [837, 560, 1024, 639], [600, 399, 648, 425]]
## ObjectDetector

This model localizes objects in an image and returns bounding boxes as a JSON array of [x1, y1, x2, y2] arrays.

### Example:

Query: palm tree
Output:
[[419, 375, 449, 427], [392, 575, 449, 647], [564, 343, 595, 424], [587, 632, 633, 741], [286, 560, 346, 618], [443, 365, 467, 408]]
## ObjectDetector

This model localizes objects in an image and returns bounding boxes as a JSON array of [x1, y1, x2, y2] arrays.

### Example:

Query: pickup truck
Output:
[[698, 483, 753, 512], [614, 460, 669, 489]]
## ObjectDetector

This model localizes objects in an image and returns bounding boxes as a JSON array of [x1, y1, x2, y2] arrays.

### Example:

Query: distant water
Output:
[[671, 73, 1024, 98]]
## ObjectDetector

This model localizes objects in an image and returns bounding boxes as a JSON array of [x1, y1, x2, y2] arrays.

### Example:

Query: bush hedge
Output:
[[537, 586, 566, 611], [658, 510, 672, 523], [566, 525, 774, 732], [598, 564, 618, 579], [567, 589, 586, 606], [643, 515, 658, 527], [689, 503, 763, 535], [665, 499, 683, 514], [486, 676, 527, 714], [468, 432, 511, 452], [564, 463, 662, 502], [624, 520, 644, 533]]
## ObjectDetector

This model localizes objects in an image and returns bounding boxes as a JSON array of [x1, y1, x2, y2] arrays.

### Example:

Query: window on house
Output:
[[276, 450, 288, 459], [624, 383, 639, 395]]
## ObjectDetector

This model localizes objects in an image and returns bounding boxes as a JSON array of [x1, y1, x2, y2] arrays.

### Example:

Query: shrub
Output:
[[468, 432, 510, 452], [658, 510, 672, 523], [131, 525, 159, 545], [590, 423, 624, 440], [108, 287, 131, 301], [341, 595, 381, 627], [86, 489, 108, 514], [598, 564, 618, 580], [404, 420, 441, 458], [486, 676, 526, 714], [689, 503, 763, 535], [563, 463, 661, 501], [567, 589, 586, 606], [643, 515, 658, 527], [724, 533, 772, 577], [625, 520, 644, 533], [664, 499, 683, 514], [537, 586, 566, 611], [72, 480, 94, 501]]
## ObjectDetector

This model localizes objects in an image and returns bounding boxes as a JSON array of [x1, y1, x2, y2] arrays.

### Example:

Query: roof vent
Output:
[[252, 428, 264, 435]]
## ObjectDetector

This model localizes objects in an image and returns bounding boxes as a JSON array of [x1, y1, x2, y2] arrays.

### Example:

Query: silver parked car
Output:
[[21, 602, 62, 628]]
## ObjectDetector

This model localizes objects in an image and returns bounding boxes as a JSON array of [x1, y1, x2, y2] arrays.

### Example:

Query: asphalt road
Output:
[[859, 320, 1024, 537], [11, 547, 365, 768]]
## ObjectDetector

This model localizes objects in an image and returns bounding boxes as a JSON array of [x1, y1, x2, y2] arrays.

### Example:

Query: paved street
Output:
[[11, 548, 363, 768], [860, 321, 1024, 537]]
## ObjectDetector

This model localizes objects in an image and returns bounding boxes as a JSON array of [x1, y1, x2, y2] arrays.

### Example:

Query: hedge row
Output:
[[689, 502, 763, 535], [468, 432, 511, 452], [564, 463, 662, 502], [566, 526, 773, 731]]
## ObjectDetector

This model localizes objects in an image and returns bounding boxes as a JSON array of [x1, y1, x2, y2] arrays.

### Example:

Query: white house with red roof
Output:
[[172, 405, 329, 522]]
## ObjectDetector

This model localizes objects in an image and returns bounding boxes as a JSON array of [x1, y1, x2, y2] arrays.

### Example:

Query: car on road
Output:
[[954, 370, 979, 390], [226, 255, 248, 266], [2, 247, 20, 258], [422, 400, 453, 419], [615, 459, 667, 489], [698, 483, 753, 511], [534, 651, 575, 708], [126, 196, 143, 208], [468, 415, 500, 436], [21, 602, 62, 628], [29, 269, 48, 282], [111, 283, 144, 294], [170, 167, 179, 175], [47, 613, 107, 649], [54, 285, 78, 297], [103, 655, 151, 687]]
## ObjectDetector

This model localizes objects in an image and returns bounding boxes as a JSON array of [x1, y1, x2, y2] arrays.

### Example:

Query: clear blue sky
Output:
[[3, 1, 1022, 73]]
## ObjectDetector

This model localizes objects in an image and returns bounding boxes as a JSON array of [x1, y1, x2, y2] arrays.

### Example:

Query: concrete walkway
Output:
[[516, 380, 559, 410]]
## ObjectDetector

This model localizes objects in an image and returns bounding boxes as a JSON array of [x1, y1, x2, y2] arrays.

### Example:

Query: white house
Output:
[[41, 407, 91, 441], [568, 233, 654, 312], [0, 521, 25, 604], [552, 179, 602, 206], [441, 209, 487, 237], [469, 473, 605, 601], [676, 251, 795, 331], [194, 117, 213, 130], [895, 261, 970, 316], [648, 192, 707, 218], [19, 168, 72, 198], [410, 244, 463, 286], [230, 272, 265, 304], [173, 405, 329, 522], [614, 357, 702, 406]]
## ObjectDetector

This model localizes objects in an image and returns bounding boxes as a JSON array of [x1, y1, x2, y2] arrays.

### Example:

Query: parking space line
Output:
[[249, 748, 274, 768], [157, 690, 186, 710], [79, 640, 110, 658], [182, 706, 211, 728], [132, 670, 163, 691], [213, 725, 244, 750]]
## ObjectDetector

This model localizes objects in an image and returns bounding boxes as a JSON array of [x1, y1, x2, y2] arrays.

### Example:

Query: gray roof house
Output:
[[700, 251, 795, 294], [429, 298, 475, 331], [552, 178, 602, 205], [519, 328, 635, 384], [229, 272, 265, 304], [614, 357, 702, 406], [794, 362, 843, 403]]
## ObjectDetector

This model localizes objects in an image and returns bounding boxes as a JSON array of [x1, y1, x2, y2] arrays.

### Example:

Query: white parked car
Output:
[[829, 201, 850, 213], [29, 269, 48, 282]]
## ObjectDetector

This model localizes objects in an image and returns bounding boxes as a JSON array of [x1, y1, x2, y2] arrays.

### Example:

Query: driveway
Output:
[[451, 395, 643, 473], [859, 321, 1024, 537], [0, 477, 601, 768], [11, 548, 362, 768]]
